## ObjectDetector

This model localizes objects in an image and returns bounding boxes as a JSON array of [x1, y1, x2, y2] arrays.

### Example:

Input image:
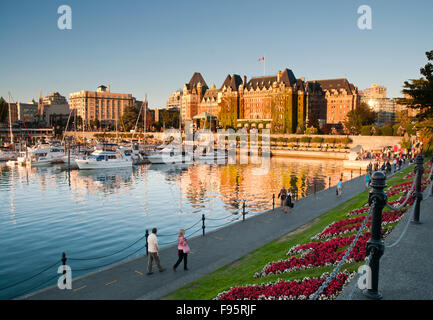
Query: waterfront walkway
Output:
[[338, 186, 433, 300], [21, 173, 370, 300]]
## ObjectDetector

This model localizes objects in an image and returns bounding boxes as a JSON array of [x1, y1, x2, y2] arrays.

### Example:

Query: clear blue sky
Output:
[[1, 0, 432, 108]]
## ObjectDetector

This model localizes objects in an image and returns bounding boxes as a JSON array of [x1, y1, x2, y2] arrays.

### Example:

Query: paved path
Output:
[[338, 183, 433, 300], [20, 172, 370, 300]]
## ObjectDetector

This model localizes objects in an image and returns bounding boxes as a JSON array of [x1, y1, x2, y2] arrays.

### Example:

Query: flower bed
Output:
[[254, 233, 371, 277], [212, 162, 431, 300], [313, 209, 408, 240], [216, 271, 356, 300]]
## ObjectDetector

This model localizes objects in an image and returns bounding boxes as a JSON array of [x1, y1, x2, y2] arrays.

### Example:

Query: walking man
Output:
[[147, 228, 166, 275]]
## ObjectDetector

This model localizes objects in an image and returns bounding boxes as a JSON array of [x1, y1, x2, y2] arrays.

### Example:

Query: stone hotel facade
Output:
[[170, 68, 360, 132]]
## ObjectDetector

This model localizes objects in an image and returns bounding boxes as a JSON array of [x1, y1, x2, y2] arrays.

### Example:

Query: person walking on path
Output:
[[365, 173, 371, 189], [173, 229, 190, 271], [285, 190, 293, 214], [337, 178, 343, 197], [147, 228, 166, 275], [278, 186, 288, 213]]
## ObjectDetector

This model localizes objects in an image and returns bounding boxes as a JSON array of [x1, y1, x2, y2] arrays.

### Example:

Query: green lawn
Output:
[[163, 161, 428, 300]]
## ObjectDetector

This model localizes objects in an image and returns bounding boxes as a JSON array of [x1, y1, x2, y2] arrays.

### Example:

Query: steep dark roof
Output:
[[245, 68, 297, 90], [310, 78, 354, 93], [187, 72, 208, 90], [203, 88, 219, 100], [221, 74, 243, 91]]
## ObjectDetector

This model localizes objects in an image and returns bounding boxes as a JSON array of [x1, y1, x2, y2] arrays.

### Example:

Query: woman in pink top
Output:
[[173, 229, 189, 271]]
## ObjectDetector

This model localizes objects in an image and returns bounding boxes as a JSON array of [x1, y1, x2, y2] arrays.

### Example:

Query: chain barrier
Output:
[[10, 273, 60, 300], [385, 166, 433, 249], [309, 202, 374, 300], [68, 234, 147, 261], [0, 259, 61, 292], [385, 171, 417, 211], [72, 244, 146, 272]]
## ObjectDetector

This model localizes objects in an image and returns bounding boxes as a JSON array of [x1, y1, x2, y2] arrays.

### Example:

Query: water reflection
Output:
[[0, 156, 352, 299]]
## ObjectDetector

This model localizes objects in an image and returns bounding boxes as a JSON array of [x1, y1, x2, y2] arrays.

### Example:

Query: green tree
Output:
[[397, 50, 433, 119], [381, 125, 393, 136], [397, 50, 433, 148], [218, 96, 238, 129], [344, 102, 377, 133], [120, 105, 139, 131], [0, 97, 8, 123]]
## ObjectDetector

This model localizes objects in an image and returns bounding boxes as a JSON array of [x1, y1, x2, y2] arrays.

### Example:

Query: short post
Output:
[[272, 194, 275, 211], [68, 148, 71, 170], [412, 155, 424, 224], [329, 177, 331, 189], [363, 171, 387, 300], [202, 214, 206, 236], [243, 201, 246, 221], [351, 170, 353, 180], [145, 229, 149, 256], [61, 252, 67, 285], [360, 167, 362, 176], [314, 182, 316, 194]]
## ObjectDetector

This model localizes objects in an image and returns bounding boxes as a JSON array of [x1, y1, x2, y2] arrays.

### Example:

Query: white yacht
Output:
[[196, 149, 228, 163], [25, 144, 65, 167], [75, 143, 133, 169], [146, 145, 192, 164], [0, 147, 18, 161]]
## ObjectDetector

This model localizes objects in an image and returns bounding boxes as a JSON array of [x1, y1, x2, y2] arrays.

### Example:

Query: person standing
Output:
[[147, 228, 166, 275], [337, 178, 343, 197], [278, 186, 288, 213], [173, 229, 189, 271]]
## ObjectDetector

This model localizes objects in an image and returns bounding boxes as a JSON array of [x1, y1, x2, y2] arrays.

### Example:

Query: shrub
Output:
[[360, 126, 371, 136], [324, 137, 336, 144], [300, 136, 311, 143], [380, 125, 393, 136], [311, 137, 323, 144]]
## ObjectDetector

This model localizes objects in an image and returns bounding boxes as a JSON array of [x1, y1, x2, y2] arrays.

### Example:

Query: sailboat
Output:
[[3, 92, 18, 163]]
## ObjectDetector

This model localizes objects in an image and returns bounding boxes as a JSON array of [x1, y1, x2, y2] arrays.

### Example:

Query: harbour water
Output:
[[0, 157, 356, 299]]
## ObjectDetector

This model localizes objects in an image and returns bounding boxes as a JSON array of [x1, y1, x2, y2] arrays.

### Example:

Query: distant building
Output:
[[17, 101, 38, 123], [310, 78, 360, 126], [69, 85, 136, 127], [361, 84, 387, 100], [181, 73, 208, 123], [367, 98, 397, 126], [166, 90, 182, 109], [40, 92, 70, 127]]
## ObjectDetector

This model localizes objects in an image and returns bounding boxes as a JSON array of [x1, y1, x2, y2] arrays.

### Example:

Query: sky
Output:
[[0, 0, 432, 108]]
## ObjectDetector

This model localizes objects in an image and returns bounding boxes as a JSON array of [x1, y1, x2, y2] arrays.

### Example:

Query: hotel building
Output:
[[69, 85, 135, 126]]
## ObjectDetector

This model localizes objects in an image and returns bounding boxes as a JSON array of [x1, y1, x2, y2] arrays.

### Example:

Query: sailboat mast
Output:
[[8, 92, 13, 145], [144, 94, 147, 136]]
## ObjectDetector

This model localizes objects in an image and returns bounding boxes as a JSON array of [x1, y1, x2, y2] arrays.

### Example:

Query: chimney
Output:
[[243, 75, 247, 84], [277, 71, 282, 82], [108, 85, 111, 93]]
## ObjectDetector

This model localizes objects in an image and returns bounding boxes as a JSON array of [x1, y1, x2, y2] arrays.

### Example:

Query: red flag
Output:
[[258, 56, 265, 61]]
